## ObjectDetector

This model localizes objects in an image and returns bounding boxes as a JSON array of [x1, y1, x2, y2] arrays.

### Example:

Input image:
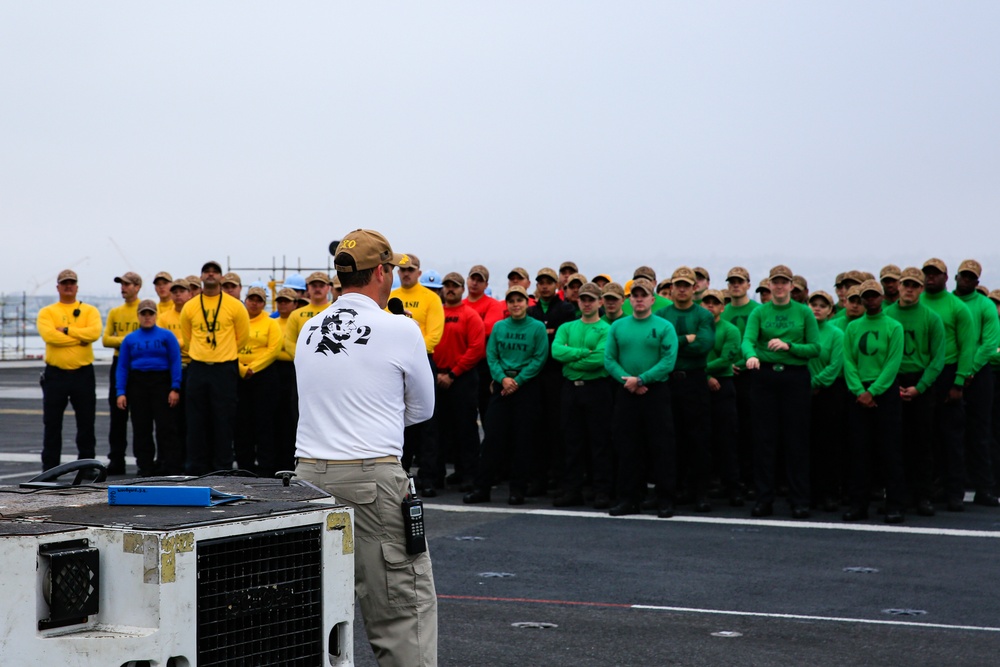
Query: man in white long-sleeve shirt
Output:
[[294, 229, 437, 667]]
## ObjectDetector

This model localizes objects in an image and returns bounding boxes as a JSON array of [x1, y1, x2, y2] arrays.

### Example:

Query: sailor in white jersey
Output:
[[294, 229, 437, 667]]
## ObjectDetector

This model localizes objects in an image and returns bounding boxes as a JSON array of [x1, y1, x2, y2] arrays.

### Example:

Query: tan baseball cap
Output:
[[246, 286, 268, 300], [656, 279, 673, 293], [566, 272, 587, 287], [442, 271, 466, 287], [602, 282, 625, 300], [333, 229, 407, 272], [792, 275, 809, 291], [768, 265, 794, 281], [559, 261, 578, 273], [508, 267, 529, 280], [536, 267, 558, 282], [137, 299, 158, 314], [859, 279, 884, 296], [153, 271, 173, 284], [631, 277, 655, 295], [115, 271, 143, 287], [693, 266, 710, 281], [578, 282, 602, 300], [221, 272, 241, 286], [633, 265, 657, 282], [755, 279, 771, 293], [846, 285, 863, 300], [170, 278, 191, 291], [469, 264, 490, 281], [922, 258, 948, 273], [976, 284, 988, 296], [57, 269, 78, 283], [305, 271, 331, 285], [958, 259, 983, 278], [880, 264, 902, 281], [701, 289, 725, 304], [899, 267, 925, 285], [808, 290, 834, 306], [988, 289, 1000, 304], [671, 266, 697, 285], [185, 275, 202, 288], [834, 272, 846, 287], [841, 270, 865, 285], [405, 254, 421, 269], [505, 285, 529, 300], [275, 287, 297, 301], [726, 267, 750, 282]]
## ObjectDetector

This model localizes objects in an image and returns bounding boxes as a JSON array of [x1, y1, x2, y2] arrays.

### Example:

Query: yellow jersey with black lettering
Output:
[[389, 283, 444, 353], [238, 312, 282, 377], [103, 301, 140, 357], [284, 303, 329, 358]]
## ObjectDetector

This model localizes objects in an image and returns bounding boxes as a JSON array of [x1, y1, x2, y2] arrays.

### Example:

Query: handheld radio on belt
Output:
[[402, 475, 426, 554]]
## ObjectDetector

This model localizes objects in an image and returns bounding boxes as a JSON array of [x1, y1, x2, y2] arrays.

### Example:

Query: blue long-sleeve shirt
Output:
[[116, 326, 183, 395]]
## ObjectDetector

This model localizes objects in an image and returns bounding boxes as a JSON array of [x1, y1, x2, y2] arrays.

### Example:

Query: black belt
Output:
[[570, 378, 605, 386], [190, 359, 237, 366], [760, 361, 805, 372]]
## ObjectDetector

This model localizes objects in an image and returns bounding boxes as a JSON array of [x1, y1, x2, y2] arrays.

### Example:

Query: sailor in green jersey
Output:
[[702, 289, 744, 506], [806, 291, 846, 513], [742, 265, 821, 520], [953, 259, 1000, 506], [656, 278, 673, 300], [755, 279, 772, 304], [621, 266, 672, 316], [833, 272, 847, 314], [832, 285, 865, 333], [550, 282, 614, 509], [654, 267, 716, 511], [464, 286, 549, 506], [604, 278, 679, 518], [841, 280, 906, 523], [791, 276, 809, 304], [884, 267, 946, 516], [722, 266, 759, 490], [563, 273, 586, 318], [601, 282, 627, 325], [830, 270, 864, 321], [920, 258, 977, 511], [880, 264, 902, 306], [988, 289, 1000, 495], [693, 267, 710, 304]]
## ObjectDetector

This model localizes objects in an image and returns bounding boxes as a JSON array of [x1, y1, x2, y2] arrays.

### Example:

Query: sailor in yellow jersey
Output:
[[389, 254, 444, 354], [234, 286, 283, 475], [180, 260, 251, 475], [221, 272, 243, 300], [283, 271, 332, 357], [153, 271, 174, 314], [37, 269, 103, 471], [271, 287, 300, 471], [185, 274, 202, 298], [103, 271, 142, 475]]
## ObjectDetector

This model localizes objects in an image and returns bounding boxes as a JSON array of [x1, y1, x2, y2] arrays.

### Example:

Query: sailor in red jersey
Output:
[[463, 264, 505, 426]]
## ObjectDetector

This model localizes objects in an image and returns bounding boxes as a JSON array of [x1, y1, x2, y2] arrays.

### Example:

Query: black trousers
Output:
[[733, 370, 755, 490], [846, 381, 905, 511], [127, 370, 181, 475], [709, 376, 740, 491], [108, 357, 130, 465], [963, 368, 995, 494], [270, 360, 298, 473], [930, 364, 966, 501], [403, 354, 438, 479], [185, 360, 239, 475], [41, 364, 96, 471], [751, 363, 811, 507], [671, 369, 712, 498], [613, 382, 676, 505], [560, 377, 615, 496], [810, 378, 848, 504], [898, 371, 935, 504], [536, 368, 565, 486], [474, 379, 541, 494], [430, 369, 480, 486], [992, 369, 1000, 495], [235, 366, 278, 476]]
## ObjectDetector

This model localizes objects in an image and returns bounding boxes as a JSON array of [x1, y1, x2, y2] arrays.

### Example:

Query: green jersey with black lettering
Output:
[[808, 319, 844, 389], [843, 311, 903, 397], [884, 300, 946, 394], [604, 315, 678, 385], [741, 300, 820, 365], [486, 316, 549, 386]]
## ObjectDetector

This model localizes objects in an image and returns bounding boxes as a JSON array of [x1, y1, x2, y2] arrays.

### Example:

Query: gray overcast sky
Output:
[[3, 1, 999, 297]]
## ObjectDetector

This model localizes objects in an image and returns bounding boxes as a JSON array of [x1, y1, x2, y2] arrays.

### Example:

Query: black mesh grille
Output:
[[197, 524, 323, 666]]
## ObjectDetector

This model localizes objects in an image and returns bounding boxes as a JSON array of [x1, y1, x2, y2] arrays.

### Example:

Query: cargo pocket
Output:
[[331, 481, 379, 526], [382, 541, 419, 607]]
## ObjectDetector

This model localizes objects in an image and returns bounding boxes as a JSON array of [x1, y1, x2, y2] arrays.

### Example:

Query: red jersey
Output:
[[433, 302, 486, 376], [462, 294, 505, 336]]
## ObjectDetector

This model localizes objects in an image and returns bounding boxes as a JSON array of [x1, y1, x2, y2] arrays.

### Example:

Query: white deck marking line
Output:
[[426, 503, 1000, 538], [632, 604, 1000, 632]]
